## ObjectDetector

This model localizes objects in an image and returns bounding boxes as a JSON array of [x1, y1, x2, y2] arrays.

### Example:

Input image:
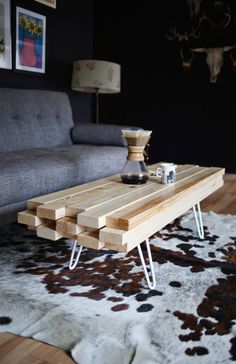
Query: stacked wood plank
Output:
[[18, 163, 225, 253]]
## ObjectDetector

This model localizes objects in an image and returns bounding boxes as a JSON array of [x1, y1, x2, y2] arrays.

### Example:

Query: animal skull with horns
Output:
[[190, 45, 236, 83]]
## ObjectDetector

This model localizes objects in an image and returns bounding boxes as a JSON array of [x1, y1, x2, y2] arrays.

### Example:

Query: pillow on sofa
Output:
[[71, 124, 140, 147]]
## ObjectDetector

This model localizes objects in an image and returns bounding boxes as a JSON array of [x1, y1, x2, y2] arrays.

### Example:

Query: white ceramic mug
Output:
[[156, 163, 177, 184]]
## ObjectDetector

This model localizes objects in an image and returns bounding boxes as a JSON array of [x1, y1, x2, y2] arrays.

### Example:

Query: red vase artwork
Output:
[[17, 9, 44, 72], [20, 37, 37, 67]]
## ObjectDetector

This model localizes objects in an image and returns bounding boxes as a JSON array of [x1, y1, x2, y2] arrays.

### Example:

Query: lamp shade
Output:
[[71, 60, 120, 94]]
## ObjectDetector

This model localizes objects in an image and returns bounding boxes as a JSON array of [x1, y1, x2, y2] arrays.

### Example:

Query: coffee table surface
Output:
[[18, 163, 224, 252]]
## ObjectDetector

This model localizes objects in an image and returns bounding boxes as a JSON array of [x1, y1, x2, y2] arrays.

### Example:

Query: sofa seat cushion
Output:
[[0, 145, 127, 207]]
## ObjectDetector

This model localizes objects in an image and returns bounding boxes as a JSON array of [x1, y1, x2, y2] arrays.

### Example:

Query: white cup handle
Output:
[[156, 167, 162, 177]]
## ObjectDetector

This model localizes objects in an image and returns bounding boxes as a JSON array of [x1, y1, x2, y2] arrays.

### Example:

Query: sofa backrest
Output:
[[0, 88, 74, 152]]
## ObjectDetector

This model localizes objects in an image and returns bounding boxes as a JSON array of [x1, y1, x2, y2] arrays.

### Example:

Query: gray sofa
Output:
[[0, 88, 129, 224]]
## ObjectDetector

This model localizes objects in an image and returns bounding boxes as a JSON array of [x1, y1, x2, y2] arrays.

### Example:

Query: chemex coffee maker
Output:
[[120, 129, 152, 184]]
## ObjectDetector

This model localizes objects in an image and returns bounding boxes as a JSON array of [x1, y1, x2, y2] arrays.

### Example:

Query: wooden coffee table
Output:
[[18, 163, 224, 289]]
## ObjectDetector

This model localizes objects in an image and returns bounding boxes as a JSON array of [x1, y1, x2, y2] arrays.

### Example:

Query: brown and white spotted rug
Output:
[[0, 211, 236, 364]]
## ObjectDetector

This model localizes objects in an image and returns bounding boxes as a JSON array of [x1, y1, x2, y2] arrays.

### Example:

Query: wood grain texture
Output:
[[18, 164, 225, 250], [77, 230, 105, 250], [0, 332, 74, 364], [105, 167, 224, 231], [1, 173, 235, 364], [27, 175, 120, 210], [17, 210, 45, 227], [56, 217, 85, 237], [37, 222, 62, 241], [101, 177, 224, 252], [201, 173, 236, 214], [36, 181, 144, 220], [76, 165, 202, 228]]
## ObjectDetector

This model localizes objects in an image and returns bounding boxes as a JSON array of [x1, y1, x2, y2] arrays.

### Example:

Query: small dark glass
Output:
[[121, 174, 148, 184]]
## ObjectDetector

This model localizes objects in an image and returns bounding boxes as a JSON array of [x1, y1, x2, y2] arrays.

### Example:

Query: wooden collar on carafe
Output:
[[127, 146, 145, 161]]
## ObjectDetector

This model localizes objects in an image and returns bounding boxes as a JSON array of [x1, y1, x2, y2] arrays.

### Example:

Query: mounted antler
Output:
[[165, 27, 200, 42], [187, 0, 203, 19], [180, 49, 194, 70], [200, 12, 231, 28], [0, 38, 5, 54], [230, 52, 236, 71], [199, 0, 232, 29]]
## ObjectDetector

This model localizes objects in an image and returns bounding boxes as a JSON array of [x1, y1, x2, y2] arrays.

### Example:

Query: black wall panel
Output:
[[1, 0, 235, 172], [94, 1, 236, 173], [0, 0, 94, 124]]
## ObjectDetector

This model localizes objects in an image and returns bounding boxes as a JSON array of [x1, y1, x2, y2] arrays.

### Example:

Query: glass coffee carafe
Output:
[[120, 129, 152, 184]]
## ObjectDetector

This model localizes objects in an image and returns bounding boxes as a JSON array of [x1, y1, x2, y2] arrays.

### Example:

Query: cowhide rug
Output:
[[0, 211, 236, 364]]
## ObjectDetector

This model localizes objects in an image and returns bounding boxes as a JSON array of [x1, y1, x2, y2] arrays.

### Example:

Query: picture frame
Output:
[[0, 0, 12, 69], [35, 0, 56, 9], [15, 7, 46, 74]]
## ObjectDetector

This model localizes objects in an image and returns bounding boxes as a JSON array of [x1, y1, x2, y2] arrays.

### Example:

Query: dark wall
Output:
[[0, 0, 94, 124], [94, 1, 236, 173]]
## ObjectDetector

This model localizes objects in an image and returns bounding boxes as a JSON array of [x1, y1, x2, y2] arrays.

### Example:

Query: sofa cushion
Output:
[[71, 124, 139, 147], [0, 145, 127, 206], [0, 88, 74, 152]]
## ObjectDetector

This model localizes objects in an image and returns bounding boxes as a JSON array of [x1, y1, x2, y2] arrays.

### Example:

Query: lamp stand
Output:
[[96, 88, 99, 124]]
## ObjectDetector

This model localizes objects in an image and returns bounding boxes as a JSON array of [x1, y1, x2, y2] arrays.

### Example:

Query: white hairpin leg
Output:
[[69, 239, 83, 270], [193, 202, 204, 239], [137, 238, 156, 290]]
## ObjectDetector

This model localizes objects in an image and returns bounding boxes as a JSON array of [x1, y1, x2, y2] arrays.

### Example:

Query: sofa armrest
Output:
[[71, 124, 141, 147]]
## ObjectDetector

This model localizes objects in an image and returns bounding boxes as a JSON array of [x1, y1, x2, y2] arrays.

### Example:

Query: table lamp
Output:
[[71, 59, 121, 124]]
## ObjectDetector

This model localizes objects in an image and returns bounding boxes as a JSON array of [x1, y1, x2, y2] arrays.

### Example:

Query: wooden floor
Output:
[[201, 173, 236, 214], [0, 173, 235, 364], [0, 333, 74, 364]]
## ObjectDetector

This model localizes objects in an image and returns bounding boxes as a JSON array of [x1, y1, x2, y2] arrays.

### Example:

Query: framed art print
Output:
[[0, 0, 12, 69], [35, 0, 56, 9], [15, 7, 46, 73]]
